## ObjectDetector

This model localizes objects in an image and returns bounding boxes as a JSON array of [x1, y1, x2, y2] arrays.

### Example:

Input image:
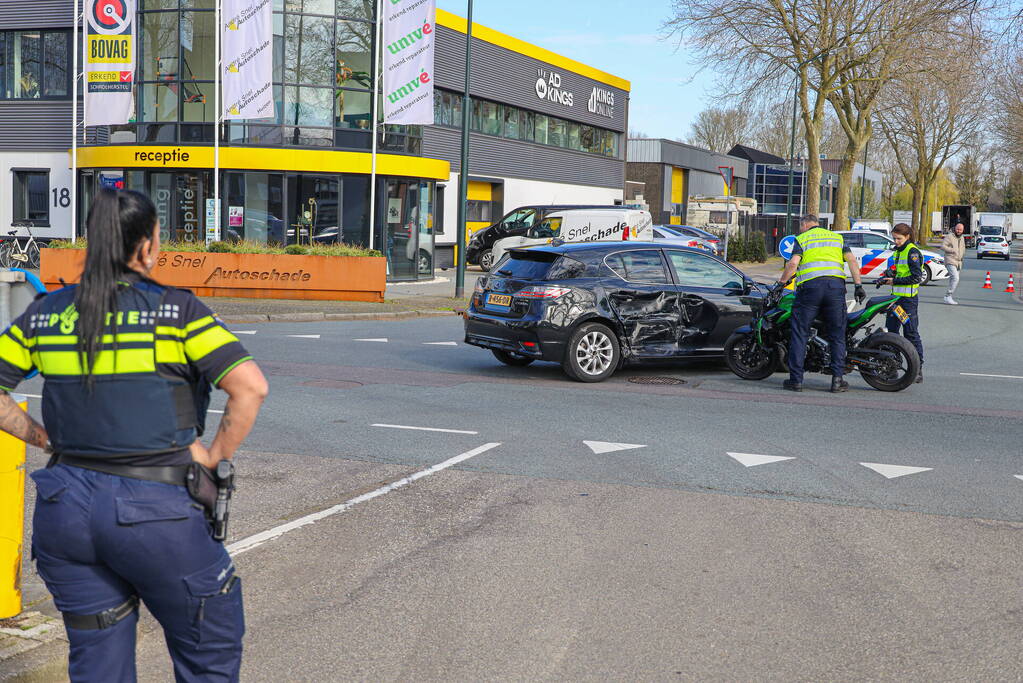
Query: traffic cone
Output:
[[1006, 274, 1016, 293], [982, 271, 993, 289]]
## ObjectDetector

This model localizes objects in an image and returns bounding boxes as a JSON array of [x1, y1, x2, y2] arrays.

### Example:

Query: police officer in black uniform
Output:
[[0, 189, 268, 681]]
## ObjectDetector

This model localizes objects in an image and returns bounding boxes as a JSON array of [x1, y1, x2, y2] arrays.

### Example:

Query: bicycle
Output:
[[1, 223, 42, 269]]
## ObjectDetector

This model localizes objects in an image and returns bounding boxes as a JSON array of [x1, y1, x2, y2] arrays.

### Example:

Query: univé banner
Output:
[[383, 0, 435, 125], [84, 0, 135, 126], [222, 0, 274, 120]]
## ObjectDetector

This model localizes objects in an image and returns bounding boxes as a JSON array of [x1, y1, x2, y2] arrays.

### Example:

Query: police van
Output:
[[489, 209, 654, 266], [837, 230, 949, 285]]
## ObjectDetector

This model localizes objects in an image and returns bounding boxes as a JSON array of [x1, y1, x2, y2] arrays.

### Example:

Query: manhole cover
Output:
[[628, 376, 687, 386]]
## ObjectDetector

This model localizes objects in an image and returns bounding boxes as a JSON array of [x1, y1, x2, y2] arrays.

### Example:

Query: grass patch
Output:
[[46, 239, 381, 257]]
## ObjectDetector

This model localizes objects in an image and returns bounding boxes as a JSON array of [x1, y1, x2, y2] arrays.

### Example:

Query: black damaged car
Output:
[[463, 242, 766, 382]]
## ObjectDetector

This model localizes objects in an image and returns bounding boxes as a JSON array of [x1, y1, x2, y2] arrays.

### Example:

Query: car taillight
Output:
[[688, 240, 699, 248], [474, 278, 484, 294], [514, 286, 571, 299]]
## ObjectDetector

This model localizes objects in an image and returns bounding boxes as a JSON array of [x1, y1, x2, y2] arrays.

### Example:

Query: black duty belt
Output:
[[50, 454, 189, 487], [63, 596, 139, 631]]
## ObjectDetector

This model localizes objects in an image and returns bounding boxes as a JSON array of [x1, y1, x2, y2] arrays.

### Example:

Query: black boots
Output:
[[830, 377, 849, 393], [783, 380, 802, 392]]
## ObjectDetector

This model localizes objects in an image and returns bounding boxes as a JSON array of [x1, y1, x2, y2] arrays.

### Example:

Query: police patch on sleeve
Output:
[[910, 252, 921, 263]]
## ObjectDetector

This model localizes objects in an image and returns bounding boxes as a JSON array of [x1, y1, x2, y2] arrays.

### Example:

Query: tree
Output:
[[993, 53, 1023, 160], [686, 106, 754, 153], [849, 179, 883, 218], [1004, 168, 1023, 212], [953, 146, 988, 209], [752, 100, 801, 158]]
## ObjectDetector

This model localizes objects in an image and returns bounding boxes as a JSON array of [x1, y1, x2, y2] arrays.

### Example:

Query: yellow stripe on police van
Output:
[[184, 326, 237, 361]]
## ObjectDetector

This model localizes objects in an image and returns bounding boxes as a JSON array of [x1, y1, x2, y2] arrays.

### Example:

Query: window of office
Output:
[[0, 30, 70, 99], [336, 0, 373, 20], [13, 171, 49, 225], [335, 20, 371, 89]]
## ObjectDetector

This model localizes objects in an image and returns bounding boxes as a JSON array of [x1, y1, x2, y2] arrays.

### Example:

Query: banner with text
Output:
[[383, 0, 435, 125], [222, 0, 274, 120], [84, 0, 135, 126]]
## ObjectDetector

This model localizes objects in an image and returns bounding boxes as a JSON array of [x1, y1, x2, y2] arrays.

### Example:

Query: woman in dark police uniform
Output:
[[0, 189, 268, 681]]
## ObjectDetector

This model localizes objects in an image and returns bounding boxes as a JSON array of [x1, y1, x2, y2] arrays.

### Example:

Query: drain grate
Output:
[[628, 376, 687, 386]]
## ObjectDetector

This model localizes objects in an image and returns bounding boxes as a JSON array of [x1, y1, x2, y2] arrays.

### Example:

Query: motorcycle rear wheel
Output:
[[858, 333, 920, 392], [724, 332, 779, 380]]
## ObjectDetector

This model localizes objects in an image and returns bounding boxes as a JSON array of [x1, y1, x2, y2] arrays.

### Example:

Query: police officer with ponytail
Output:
[[878, 222, 925, 383], [0, 189, 268, 681]]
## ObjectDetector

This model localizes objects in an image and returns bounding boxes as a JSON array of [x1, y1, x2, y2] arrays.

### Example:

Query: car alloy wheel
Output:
[[563, 322, 621, 383], [479, 249, 495, 272], [577, 331, 614, 375]]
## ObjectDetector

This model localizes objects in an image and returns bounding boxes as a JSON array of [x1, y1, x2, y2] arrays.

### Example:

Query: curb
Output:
[[219, 309, 460, 324]]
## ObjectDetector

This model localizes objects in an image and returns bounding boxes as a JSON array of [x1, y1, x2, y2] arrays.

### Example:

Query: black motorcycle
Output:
[[724, 280, 921, 391]]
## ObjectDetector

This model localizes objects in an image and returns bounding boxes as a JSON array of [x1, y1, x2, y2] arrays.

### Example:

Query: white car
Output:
[[837, 230, 949, 285], [977, 236, 1011, 260], [649, 226, 717, 254]]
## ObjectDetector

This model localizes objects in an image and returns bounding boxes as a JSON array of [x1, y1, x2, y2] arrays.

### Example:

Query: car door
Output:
[[664, 249, 754, 351], [856, 232, 896, 278], [602, 249, 681, 358]]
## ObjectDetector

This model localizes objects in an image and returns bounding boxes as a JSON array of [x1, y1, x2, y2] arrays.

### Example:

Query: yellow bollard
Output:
[[0, 395, 28, 618]]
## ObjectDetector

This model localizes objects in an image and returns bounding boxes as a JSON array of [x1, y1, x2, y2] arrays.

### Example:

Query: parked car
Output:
[[650, 225, 718, 255], [977, 235, 1011, 260], [463, 242, 764, 382], [466, 204, 622, 271], [837, 230, 949, 285], [672, 225, 723, 254], [489, 209, 653, 266]]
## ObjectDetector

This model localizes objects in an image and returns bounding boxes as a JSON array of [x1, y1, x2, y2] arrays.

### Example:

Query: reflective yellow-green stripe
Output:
[[185, 316, 216, 334], [36, 333, 155, 346], [213, 355, 253, 386], [0, 333, 33, 371], [155, 339, 187, 364], [185, 325, 238, 361], [38, 348, 156, 375], [156, 325, 187, 339], [36, 335, 76, 345], [8, 325, 28, 345]]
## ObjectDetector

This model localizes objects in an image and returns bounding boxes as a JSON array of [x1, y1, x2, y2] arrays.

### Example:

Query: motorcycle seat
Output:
[[847, 296, 894, 322]]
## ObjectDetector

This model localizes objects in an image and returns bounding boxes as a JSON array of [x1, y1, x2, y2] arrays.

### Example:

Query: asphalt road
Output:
[[13, 251, 1023, 681]]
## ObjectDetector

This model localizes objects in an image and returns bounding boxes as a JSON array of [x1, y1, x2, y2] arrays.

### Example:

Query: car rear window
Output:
[[494, 253, 587, 280]]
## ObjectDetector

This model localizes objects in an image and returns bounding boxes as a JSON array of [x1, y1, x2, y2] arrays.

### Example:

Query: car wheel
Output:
[[919, 264, 931, 286], [562, 322, 620, 383], [418, 249, 432, 274], [492, 349, 534, 367], [478, 249, 495, 272], [977, 254, 982, 259]]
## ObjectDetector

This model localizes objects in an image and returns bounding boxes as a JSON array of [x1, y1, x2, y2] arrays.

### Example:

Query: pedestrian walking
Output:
[[878, 222, 925, 383], [0, 189, 268, 681], [777, 214, 866, 392], [942, 222, 965, 304]]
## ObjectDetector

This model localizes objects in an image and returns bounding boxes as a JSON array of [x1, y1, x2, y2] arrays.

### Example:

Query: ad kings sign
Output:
[[383, 0, 436, 125], [84, 0, 135, 126]]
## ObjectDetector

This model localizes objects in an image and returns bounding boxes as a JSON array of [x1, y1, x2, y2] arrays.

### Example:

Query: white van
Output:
[[850, 219, 892, 236], [490, 209, 653, 265]]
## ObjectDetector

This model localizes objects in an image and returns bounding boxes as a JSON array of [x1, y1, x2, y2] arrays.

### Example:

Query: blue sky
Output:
[[435, 0, 718, 140]]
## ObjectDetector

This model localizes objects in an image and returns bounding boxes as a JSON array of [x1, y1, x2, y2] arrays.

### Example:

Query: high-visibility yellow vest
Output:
[[795, 227, 845, 285], [893, 243, 920, 298]]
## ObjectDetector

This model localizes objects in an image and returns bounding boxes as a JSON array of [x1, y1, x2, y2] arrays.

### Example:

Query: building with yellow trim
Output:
[[0, 4, 632, 281]]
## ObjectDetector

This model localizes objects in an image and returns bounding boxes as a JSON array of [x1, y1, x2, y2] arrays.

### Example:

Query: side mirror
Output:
[[526, 228, 539, 239]]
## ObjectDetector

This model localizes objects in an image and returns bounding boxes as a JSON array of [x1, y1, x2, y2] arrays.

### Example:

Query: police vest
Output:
[[795, 228, 846, 285], [893, 243, 920, 298], [32, 280, 209, 458]]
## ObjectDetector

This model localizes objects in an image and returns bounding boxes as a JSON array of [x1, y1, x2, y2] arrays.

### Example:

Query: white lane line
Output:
[[583, 440, 646, 454], [233, 330, 257, 335], [288, 334, 321, 339], [727, 452, 795, 468], [960, 372, 1023, 380], [19, 393, 42, 399], [355, 338, 388, 343], [227, 442, 501, 556], [208, 409, 224, 414], [423, 341, 458, 346], [860, 462, 933, 479], [372, 423, 479, 435]]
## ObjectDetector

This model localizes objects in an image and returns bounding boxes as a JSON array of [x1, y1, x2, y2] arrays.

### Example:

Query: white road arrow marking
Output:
[[233, 330, 257, 335], [727, 452, 795, 468], [1014, 475, 1023, 482], [287, 334, 321, 339], [354, 338, 388, 343], [960, 372, 1023, 380], [372, 423, 478, 435], [860, 462, 933, 479], [424, 342, 458, 346], [583, 440, 646, 454]]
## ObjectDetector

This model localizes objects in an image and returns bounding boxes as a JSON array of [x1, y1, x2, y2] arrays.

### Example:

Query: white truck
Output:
[[977, 213, 1023, 241]]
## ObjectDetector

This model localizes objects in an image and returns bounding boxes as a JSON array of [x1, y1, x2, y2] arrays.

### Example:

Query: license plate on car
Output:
[[488, 293, 512, 307], [894, 305, 909, 324]]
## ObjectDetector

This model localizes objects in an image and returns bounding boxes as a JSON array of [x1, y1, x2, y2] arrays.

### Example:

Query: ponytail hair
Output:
[[892, 222, 915, 244], [75, 189, 158, 376]]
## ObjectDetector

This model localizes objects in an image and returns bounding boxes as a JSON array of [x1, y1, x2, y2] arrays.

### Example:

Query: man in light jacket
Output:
[[942, 222, 965, 304]]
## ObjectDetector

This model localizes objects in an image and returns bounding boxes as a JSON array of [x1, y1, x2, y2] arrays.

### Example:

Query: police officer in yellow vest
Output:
[[778, 215, 866, 392], [877, 222, 925, 383], [0, 189, 268, 681]]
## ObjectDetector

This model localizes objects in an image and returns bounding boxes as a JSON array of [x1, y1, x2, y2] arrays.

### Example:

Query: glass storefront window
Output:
[[287, 175, 339, 245], [0, 30, 67, 99], [140, 83, 179, 122], [502, 105, 519, 139], [567, 122, 580, 151], [284, 14, 334, 86], [519, 110, 534, 141], [284, 85, 333, 126], [335, 20, 371, 89], [141, 12, 179, 81], [336, 0, 373, 20], [141, 0, 178, 9], [181, 83, 213, 121], [286, 0, 333, 14], [181, 11, 214, 80], [225, 172, 285, 243], [481, 101, 500, 136], [151, 173, 174, 242], [580, 125, 595, 154], [548, 118, 565, 147], [534, 114, 548, 145], [336, 88, 370, 129], [42, 32, 68, 97], [286, 126, 333, 146]]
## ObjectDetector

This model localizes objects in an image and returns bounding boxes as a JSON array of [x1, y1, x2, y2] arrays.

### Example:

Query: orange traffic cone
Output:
[[1006, 274, 1016, 293], [983, 271, 993, 289]]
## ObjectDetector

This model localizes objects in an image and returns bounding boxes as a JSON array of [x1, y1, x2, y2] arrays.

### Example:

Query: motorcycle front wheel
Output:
[[724, 332, 779, 380], [858, 332, 920, 392]]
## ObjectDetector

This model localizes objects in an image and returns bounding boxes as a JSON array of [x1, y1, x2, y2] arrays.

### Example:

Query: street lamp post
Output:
[[454, 0, 474, 299]]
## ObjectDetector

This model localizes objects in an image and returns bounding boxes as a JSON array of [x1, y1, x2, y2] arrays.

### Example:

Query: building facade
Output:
[[0, 3, 629, 280], [625, 139, 748, 225]]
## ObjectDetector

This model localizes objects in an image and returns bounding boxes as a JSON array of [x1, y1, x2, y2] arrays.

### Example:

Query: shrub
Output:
[[207, 241, 232, 253], [748, 233, 768, 263], [284, 244, 308, 255], [726, 234, 746, 262]]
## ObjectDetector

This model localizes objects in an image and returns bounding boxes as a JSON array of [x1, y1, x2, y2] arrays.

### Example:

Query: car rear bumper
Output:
[[463, 309, 567, 362]]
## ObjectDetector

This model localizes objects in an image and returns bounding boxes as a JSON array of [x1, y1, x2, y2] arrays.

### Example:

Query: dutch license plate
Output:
[[894, 305, 909, 324], [488, 293, 512, 307]]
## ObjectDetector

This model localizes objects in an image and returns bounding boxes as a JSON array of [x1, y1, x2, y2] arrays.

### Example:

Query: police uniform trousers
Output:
[[788, 276, 848, 383], [886, 295, 924, 366], [31, 464, 244, 683]]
